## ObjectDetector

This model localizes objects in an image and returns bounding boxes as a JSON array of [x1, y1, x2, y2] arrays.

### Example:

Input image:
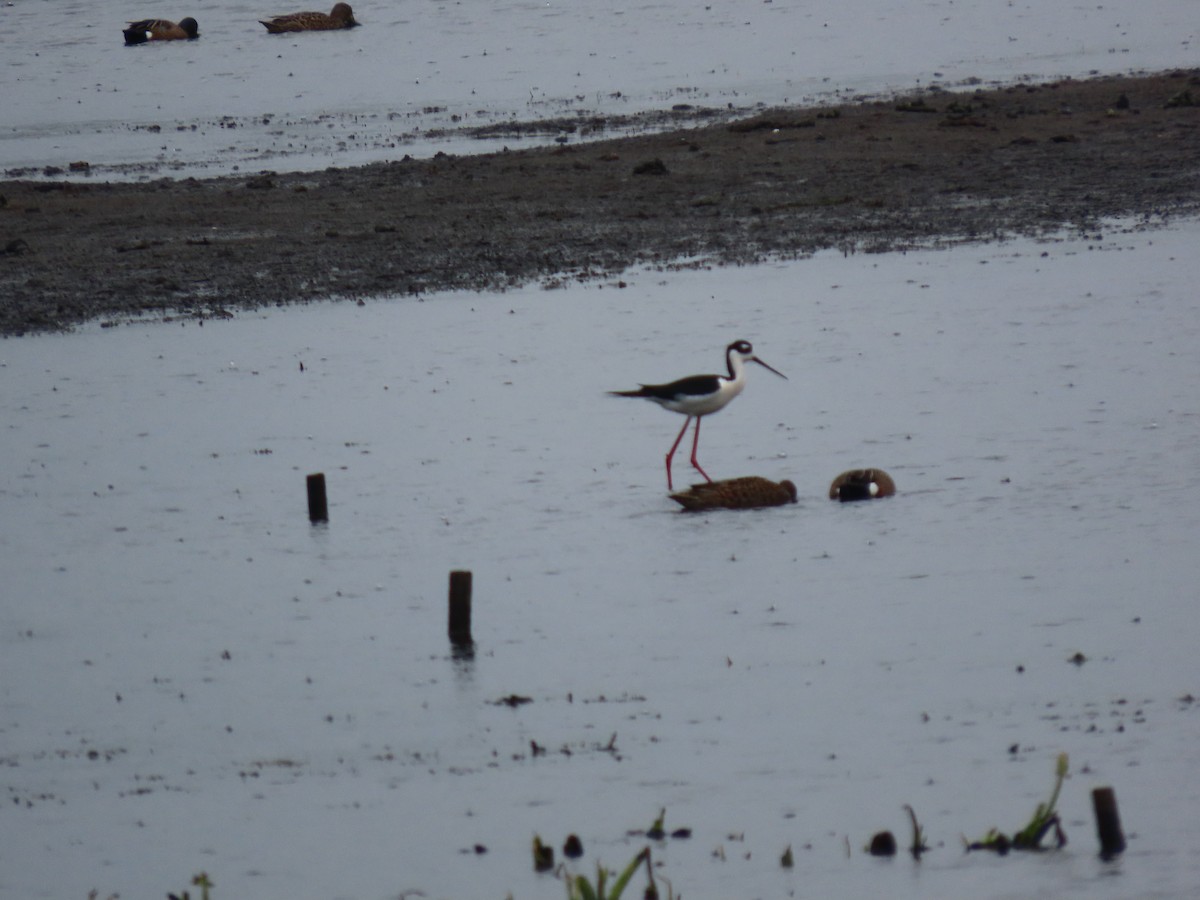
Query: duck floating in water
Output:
[[123, 17, 199, 45], [259, 3, 358, 33], [828, 468, 896, 502], [670, 476, 798, 512]]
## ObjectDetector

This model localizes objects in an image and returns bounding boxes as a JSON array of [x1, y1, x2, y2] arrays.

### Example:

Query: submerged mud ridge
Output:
[[1, 70, 1198, 335]]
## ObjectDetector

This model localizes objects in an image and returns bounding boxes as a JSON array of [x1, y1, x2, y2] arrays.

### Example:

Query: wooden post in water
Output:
[[448, 570, 473, 646], [1092, 787, 1126, 858], [306, 472, 328, 523]]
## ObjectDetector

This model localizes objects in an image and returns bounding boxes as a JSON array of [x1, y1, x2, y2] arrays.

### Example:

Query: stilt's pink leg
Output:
[[690, 416, 712, 482], [665, 416, 692, 491]]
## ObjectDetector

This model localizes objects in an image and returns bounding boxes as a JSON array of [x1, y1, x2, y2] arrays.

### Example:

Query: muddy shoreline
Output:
[[2, 69, 1197, 336]]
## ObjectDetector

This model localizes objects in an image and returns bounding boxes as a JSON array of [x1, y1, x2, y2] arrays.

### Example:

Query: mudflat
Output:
[[1, 70, 1197, 336]]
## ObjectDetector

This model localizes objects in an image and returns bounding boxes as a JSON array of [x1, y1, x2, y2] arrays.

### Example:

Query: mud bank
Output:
[[1, 70, 1197, 335]]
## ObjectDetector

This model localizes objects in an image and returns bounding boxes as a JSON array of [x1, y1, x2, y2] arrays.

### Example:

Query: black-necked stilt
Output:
[[609, 340, 786, 490]]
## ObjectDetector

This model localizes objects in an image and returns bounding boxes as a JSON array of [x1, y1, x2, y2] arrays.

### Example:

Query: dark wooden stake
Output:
[[448, 570, 473, 646], [1092, 786, 1126, 859], [306, 472, 328, 523]]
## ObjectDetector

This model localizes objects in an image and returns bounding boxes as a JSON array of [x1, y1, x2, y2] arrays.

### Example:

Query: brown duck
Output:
[[260, 3, 358, 33], [670, 476, 798, 512], [123, 17, 199, 45], [828, 468, 896, 502]]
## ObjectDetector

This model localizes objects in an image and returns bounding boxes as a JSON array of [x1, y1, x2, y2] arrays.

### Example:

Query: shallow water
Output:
[[1, 0, 1196, 178], [3, 2, 1199, 896], [2, 220, 1199, 898]]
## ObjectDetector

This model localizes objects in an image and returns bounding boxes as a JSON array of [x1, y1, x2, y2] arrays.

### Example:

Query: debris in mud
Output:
[[493, 693, 532, 707], [631, 158, 668, 176], [562, 834, 584, 859], [895, 98, 939, 113], [628, 807, 691, 841], [728, 114, 817, 133]]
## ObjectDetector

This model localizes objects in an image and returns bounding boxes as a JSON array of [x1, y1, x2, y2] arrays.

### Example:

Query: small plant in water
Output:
[[904, 804, 929, 859], [533, 834, 556, 872], [633, 807, 691, 841], [1011, 752, 1070, 849], [645, 809, 667, 840], [966, 752, 1069, 854], [167, 872, 213, 900], [562, 846, 672, 900]]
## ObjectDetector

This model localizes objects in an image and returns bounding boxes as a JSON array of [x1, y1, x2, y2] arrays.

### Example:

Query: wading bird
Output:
[[609, 340, 786, 490]]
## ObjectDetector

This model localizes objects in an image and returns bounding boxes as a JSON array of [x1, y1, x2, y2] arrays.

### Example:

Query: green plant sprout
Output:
[[563, 846, 675, 900], [645, 808, 667, 840], [966, 752, 1069, 854], [637, 807, 691, 841], [167, 872, 213, 900], [564, 846, 645, 900], [1012, 752, 1069, 848], [533, 834, 556, 872]]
